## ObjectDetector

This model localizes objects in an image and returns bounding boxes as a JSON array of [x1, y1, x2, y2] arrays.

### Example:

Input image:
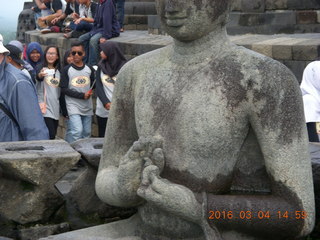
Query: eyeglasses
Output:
[[71, 51, 83, 56], [46, 52, 57, 56]]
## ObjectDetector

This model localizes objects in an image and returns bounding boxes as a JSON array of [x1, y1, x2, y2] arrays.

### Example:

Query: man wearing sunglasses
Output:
[[60, 41, 95, 143]]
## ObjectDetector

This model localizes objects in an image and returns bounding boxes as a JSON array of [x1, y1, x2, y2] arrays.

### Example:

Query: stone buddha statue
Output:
[[95, 0, 315, 239]]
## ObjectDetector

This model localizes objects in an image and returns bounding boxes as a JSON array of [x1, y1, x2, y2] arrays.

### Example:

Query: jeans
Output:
[[69, 21, 93, 32], [65, 114, 92, 143], [79, 32, 102, 66], [116, 0, 125, 28]]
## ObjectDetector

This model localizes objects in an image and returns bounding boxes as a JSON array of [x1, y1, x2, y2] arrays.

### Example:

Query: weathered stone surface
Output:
[[92, 0, 313, 239], [16, 9, 36, 42], [65, 139, 136, 230], [265, 0, 287, 9], [282, 60, 307, 83], [241, 0, 265, 12], [71, 138, 104, 168], [296, 10, 317, 24], [19, 223, 70, 240], [308, 143, 320, 238], [0, 140, 80, 225]]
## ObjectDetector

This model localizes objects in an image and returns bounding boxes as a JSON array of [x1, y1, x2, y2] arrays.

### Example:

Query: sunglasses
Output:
[[71, 51, 83, 56]]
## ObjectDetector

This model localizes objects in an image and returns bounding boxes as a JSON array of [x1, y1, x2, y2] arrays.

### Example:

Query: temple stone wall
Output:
[[148, 0, 320, 35]]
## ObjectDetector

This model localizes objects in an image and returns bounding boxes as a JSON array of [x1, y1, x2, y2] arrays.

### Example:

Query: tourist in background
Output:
[[34, 0, 63, 33], [0, 34, 49, 141], [8, 40, 35, 80], [300, 60, 320, 142], [4, 44, 33, 84], [51, 0, 80, 33], [64, 0, 98, 38], [36, 46, 62, 139], [79, 0, 120, 66], [95, 41, 126, 137], [63, 49, 73, 68], [60, 41, 95, 143], [26, 42, 44, 84], [115, 0, 125, 32]]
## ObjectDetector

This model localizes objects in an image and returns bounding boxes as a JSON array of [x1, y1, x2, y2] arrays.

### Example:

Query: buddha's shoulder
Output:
[[120, 45, 172, 72], [220, 45, 298, 86]]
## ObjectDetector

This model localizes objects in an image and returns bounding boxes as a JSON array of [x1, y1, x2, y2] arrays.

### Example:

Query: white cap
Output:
[[0, 34, 10, 55]]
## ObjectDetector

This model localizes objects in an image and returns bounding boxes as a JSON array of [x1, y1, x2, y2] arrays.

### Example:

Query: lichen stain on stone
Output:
[[253, 61, 304, 145], [207, 57, 247, 110], [207, 0, 231, 23], [193, 0, 203, 10]]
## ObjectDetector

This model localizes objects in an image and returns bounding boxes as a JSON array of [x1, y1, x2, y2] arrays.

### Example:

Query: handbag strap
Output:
[[0, 102, 19, 127]]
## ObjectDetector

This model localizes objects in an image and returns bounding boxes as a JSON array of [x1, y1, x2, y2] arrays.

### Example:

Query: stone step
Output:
[[234, 0, 320, 12], [124, 1, 156, 15], [124, 14, 148, 24], [148, 9, 320, 35]]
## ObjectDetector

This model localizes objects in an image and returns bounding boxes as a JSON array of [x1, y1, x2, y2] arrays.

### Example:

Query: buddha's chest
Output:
[[134, 67, 248, 141]]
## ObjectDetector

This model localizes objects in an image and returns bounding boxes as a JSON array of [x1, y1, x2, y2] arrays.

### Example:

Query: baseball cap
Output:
[[5, 44, 24, 65], [8, 40, 24, 52], [0, 34, 9, 55]]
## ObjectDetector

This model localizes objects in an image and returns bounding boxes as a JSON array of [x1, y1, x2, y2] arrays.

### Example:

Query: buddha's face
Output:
[[155, 0, 231, 41]]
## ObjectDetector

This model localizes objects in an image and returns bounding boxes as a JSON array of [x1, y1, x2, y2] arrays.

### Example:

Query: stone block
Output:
[[228, 12, 241, 27], [0, 140, 80, 225], [292, 44, 318, 61], [265, 0, 287, 10], [19, 223, 70, 240], [297, 10, 317, 24], [124, 2, 156, 15], [231, 0, 242, 11], [238, 13, 265, 26], [267, 11, 296, 25], [71, 138, 104, 168], [64, 139, 136, 229], [282, 60, 307, 82], [241, 0, 266, 13], [317, 11, 320, 23], [272, 45, 292, 60], [287, 0, 320, 10], [251, 44, 273, 57], [148, 15, 161, 29]]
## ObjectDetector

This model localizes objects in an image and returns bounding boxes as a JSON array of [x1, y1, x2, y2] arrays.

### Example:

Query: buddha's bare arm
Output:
[[95, 64, 143, 207]]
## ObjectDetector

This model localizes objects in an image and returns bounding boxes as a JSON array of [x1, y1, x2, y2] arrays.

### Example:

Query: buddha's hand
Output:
[[118, 136, 164, 195], [137, 165, 202, 223]]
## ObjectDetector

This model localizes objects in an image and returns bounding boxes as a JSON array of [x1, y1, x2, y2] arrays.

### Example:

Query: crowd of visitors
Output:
[[0, 0, 126, 142], [0, 0, 128, 142]]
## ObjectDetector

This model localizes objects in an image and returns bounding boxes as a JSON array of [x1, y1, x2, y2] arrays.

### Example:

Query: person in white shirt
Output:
[[300, 60, 320, 142]]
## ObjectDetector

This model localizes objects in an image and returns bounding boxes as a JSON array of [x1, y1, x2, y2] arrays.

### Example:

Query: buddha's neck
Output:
[[172, 27, 230, 60]]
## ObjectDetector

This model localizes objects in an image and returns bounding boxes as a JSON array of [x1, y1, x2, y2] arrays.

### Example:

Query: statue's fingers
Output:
[[141, 165, 159, 186], [144, 157, 153, 168], [151, 136, 163, 150], [150, 175, 168, 195], [152, 148, 165, 172], [138, 185, 162, 203]]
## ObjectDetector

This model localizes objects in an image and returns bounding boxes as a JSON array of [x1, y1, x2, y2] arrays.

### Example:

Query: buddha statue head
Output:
[[155, 0, 233, 41]]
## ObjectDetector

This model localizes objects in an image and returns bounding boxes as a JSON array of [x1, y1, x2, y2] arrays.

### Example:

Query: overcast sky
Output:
[[0, 0, 27, 30]]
